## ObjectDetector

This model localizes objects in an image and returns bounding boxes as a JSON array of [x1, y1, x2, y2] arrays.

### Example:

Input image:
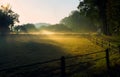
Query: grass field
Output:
[[0, 33, 103, 69], [1, 32, 120, 77]]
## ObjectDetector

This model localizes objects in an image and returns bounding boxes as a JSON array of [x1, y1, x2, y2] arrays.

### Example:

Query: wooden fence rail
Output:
[[0, 48, 117, 77], [84, 34, 120, 52], [0, 34, 120, 77]]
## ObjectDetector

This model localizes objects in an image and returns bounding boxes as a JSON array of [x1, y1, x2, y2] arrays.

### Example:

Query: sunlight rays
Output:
[[41, 30, 55, 35], [38, 30, 103, 55]]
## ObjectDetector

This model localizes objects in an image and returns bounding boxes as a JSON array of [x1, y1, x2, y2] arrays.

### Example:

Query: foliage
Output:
[[0, 4, 19, 34], [107, 0, 120, 35], [40, 24, 72, 32], [14, 23, 37, 32], [78, 0, 107, 34], [78, 0, 120, 35], [60, 10, 96, 32]]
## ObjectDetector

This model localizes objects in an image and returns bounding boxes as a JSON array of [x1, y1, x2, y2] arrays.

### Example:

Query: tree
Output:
[[0, 4, 19, 35], [78, 0, 120, 35], [42, 24, 72, 32], [107, 0, 120, 35], [23, 23, 37, 32], [78, 0, 109, 35], [60, 10, 96, 32], [14, 23, 37, 33]]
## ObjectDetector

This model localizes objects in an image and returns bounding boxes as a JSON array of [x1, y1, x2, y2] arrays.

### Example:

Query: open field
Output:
[[0, 33, 103, 70], [0, 32, 120, 77]]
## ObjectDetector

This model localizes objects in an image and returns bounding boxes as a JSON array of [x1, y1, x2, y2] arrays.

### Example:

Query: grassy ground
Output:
[[0, 34, 103, 66], [1, 33, 119, 77]]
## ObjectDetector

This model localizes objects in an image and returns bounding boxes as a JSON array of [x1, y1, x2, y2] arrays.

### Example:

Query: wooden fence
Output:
[[0, 34, 120, 77], [83, 34, 120, 76], [0, 48, 120, 77]]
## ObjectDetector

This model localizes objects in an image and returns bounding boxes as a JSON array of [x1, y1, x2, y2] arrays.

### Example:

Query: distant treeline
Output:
[[0, 0, 120, 36], [14, 11, 97, 33], [39, 11, 97, 32], [14, 24, 37, 33]]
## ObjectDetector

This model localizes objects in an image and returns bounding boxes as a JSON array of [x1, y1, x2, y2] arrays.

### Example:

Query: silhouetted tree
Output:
[[14, 23, 37, 33], [107, 0, 120, 35], [78, 0, 108, 35], [78, 0, 120, 35], [0, 4, 19, 35]]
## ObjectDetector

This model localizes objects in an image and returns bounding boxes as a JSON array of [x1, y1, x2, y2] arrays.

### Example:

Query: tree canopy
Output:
[[60, 10, 96, 32], [39, 24, 71, 32], [0, 4, 19, 34], [78, 0, 120, 35], [14, 23, 37, 33]]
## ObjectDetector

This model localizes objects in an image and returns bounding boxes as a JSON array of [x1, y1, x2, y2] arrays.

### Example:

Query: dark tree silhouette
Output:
[[78, 0, 109, 35], [14, 23, 37, 33], [78, 0, 120, 35], [0, 4, 19, 35], [107, 0, 120, 35]]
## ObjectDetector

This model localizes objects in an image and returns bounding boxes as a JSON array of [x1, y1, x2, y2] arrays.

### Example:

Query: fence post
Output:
[[108, 41, 111, 48], [61, 56, 66, 77], [101, 40, 104, 47], [96, 38, 98, 45], [105, 48, 111, 76], [119, 45, 120, 54]]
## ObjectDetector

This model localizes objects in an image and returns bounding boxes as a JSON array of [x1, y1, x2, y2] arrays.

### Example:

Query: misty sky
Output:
[[0, 0, 79, 24]]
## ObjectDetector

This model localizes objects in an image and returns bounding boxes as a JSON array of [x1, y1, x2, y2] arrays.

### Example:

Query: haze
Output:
[[0, 0, 79, 24]]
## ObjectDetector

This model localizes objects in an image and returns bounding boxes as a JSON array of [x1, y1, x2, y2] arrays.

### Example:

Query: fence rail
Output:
[[85, 34, 119, 49], [83, 34, 120, 76], [0, 48, 118, 77], [0, 34, 120, 77]]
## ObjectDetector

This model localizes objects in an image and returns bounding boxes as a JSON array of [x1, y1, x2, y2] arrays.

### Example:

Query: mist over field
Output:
[[0, 0, 120, 77]]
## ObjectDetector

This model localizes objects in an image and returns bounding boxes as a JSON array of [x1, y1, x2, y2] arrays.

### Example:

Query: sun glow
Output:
[[41, 30, 55, 35], [0, 4, 10, 11], [0, 0, 79, 24]]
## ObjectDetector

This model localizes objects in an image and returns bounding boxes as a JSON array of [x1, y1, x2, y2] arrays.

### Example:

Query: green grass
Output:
[[0, 33, 120, 77]]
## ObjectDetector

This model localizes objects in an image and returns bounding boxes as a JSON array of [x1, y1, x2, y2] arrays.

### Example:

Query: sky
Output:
[[0, 0, 79, 25]]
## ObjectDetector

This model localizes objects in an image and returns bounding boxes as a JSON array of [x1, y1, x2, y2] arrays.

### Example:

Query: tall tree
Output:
[[78, 0, 120, 35], [107, 0, 120, 35], [0, 4, 19, 35], [78, 0, 109, 35], [60, 10, 96, 32]]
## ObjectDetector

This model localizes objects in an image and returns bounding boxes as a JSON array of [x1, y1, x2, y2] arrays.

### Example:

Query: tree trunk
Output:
[[0, 27, 10, 36], [97, 0, 111, 35]]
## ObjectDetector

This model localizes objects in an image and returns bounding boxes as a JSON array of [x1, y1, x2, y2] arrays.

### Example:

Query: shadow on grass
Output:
[[0, 35, 68, 69], [0, 34, 120, 77]]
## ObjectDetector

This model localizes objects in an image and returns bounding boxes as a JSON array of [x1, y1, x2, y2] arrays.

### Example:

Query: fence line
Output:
[[81, 34, 120, 76], [83, 34, 120, 54], [0, 34, 120, 77], [86, 34, 119, 49], [0, 49, 112, 77], [0, 58, 60, 72]]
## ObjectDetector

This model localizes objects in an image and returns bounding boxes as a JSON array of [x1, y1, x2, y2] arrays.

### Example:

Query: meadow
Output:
[[0, 32, 119, 77], [0, 32, 103, 67]]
